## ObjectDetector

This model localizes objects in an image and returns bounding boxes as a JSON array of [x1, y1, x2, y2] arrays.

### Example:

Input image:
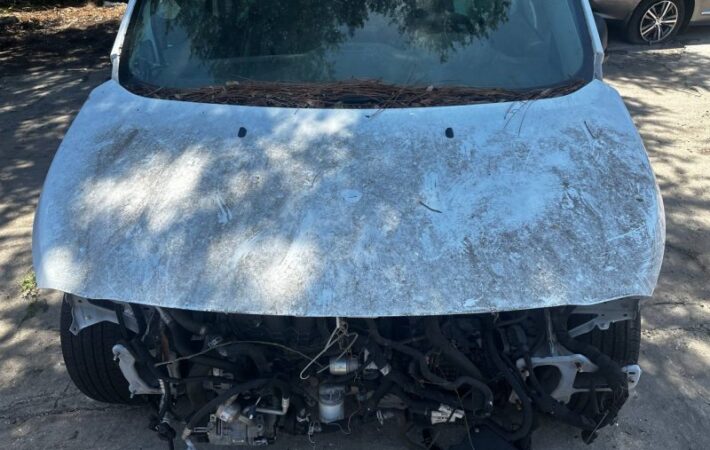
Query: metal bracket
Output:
[[568, 298, 638, 338], [430, 404, 465, 425], [112, 344, 161, 395], [622, 364, 642, 390], [518, 354, 599, 404], [68, 296, 139, 335], [516, 356, 643, 404]]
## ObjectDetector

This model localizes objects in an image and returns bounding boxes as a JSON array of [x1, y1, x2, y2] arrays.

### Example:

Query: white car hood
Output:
[[33, 80, 664, 316]]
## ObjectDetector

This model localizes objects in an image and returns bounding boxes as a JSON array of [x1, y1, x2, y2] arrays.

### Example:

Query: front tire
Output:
[[627, 0, 685, 44], [60, 295, 137, 404], [579, 312, 642, 367], [569, 312, 642, 414]]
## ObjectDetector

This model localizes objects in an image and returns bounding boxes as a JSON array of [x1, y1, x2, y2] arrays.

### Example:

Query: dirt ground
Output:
[[0, 6, 708, 450]]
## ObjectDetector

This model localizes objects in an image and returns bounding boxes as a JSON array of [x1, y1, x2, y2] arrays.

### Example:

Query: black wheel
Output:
[[627, 0, 685, 44], [568, 311, 642, 413], [60, 294, 138, 404], [578, 312, 641, 367]]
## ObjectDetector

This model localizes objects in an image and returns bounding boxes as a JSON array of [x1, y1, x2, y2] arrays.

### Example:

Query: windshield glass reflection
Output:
[[122, 0, 591, 106]]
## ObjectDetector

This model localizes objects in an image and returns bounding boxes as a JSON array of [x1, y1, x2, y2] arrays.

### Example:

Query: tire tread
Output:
[[60, 295, 136, 404]]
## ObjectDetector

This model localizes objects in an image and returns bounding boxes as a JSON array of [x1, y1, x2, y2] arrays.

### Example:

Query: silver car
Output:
[[592, 0, 710, 43], [34, 1, 664, 449]]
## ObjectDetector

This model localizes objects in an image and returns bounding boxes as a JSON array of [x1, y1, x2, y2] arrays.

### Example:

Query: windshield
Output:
[[120, 0, 593, 106]]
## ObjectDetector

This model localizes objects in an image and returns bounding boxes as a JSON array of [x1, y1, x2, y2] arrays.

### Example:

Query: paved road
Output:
[[1, 31, 709, 450]]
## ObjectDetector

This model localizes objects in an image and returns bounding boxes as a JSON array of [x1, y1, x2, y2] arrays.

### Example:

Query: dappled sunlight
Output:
[[76, 145, 213, 233], [36, 246, 84, 294], [605, 46, 710, 95], [1, 76, 81, 112], [0, 15, 708, 450], [29, 77, 667, 318], [604, 42, 710, 321], [531, 35, 710, 449], [640, 332, 710, 398], [0, 3, 124, 78], [687, 338, 710, 370], [0, 65, 115, 297], [202, 231, 322, 313], [16, 113, 75, 136], [268, 109, 360, 148], [0, 345, 32, 377], [32, 87, 375, 313], [259, 238, 322, 303], [255, 110, 363, 195]]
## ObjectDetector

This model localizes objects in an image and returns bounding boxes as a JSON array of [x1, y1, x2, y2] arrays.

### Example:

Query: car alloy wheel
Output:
[[639, 0, 680, 43]]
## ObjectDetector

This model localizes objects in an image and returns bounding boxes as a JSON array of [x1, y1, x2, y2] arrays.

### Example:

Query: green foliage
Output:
[[19, 270, 39, 302], [17, 269, 47, 327], [130, 0, 510, 83]]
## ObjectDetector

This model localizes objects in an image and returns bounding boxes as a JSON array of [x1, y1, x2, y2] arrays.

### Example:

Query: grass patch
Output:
[[19, 270, 39, 302], [18, 269, 48, 327]]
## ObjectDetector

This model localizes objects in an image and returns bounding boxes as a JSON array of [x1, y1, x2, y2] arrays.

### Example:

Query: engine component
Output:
[[430, 404, 465, 425], [216, 401, 242, 424], [207, 413, 272, 446], [516, 354, 599, 403], [516, 355, 644, 404], [318, 385, 346, 423], [256, 396, 290, 416], [111, 344, 161, 396], [329, 356, 360, 375], [79, 298, 643, 449]]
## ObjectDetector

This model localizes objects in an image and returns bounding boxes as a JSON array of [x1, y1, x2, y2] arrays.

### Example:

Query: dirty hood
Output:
[[33, 80, 665, 316]]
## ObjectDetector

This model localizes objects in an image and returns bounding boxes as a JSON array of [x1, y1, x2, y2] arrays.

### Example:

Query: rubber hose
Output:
[[166, 308, 209, 336], [424, 317, 484, 380], [522, 353, 596, 430], [367, 320, 493, 414], [221, 343, 271, 374], [483, 331, 534, 442], [388, 384, 439, 417], [552, 313, 628, 429], [163, 315, 239, 372], [158, 380, 171, 418], [366, 378, 394, 411], [366, 320, 453, 385], [385, 370, 477, 412], [555, 330, 626, 391], [363, 340, 474, 411]]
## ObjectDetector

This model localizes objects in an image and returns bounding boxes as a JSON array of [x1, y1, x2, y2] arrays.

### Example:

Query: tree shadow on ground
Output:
[[603, 36, 710, 303], [0, 0, 121, 292], [532, 31, 710, 450], [0, 3, 122, 77], [0, 66, 111, 290]]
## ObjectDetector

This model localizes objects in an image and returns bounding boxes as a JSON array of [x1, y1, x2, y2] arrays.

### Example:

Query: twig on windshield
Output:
[[129, 79, 587, 109]]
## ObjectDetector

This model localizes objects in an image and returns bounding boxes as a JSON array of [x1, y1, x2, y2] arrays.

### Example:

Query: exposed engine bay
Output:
[[66, 295, 642, 449]]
